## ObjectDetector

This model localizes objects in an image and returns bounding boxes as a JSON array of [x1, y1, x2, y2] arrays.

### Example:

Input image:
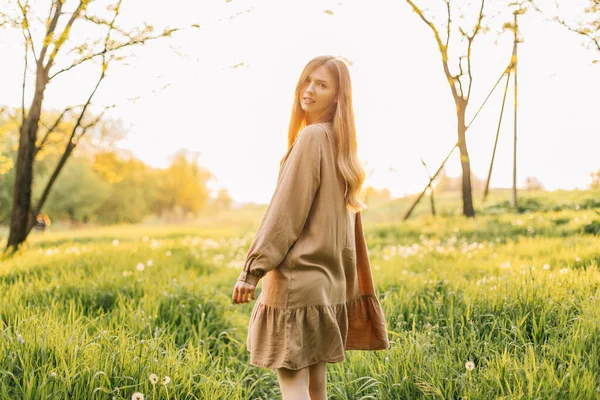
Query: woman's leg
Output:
[[277, 366, 310, 400], [308, 361, 327, 400]]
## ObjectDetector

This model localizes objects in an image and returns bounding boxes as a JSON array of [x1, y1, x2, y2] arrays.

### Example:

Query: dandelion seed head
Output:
[[149, 373, 158, 384], [162, 376, 171, 385], [131, 393, 144, 400], [112, 239, 119, 246], [136, 263, 145, 271], [146, 259, 153, 266], [543, 263, 551, 270], [465, 361, 475, 371]]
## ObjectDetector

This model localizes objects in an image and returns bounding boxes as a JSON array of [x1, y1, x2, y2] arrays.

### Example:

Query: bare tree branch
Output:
[[49, 28, 180, 80], [406, 0, 445, 52], [17, 0, 38, 62], [466, 0, 485, 101], [79, 105, 115, 138], [34, 106, 76, 158], [33, 65, 107, 219], [38, 0, 63, 66], [21, 34, 28, 124], [0, 10, 8, 28], [445, 0, 451, 49], [44, 1, 87, 74], [529, 0, 600, 53], [559, 18, 600, 52], [457, 56, 465, 97], [405, 0, 461, 99]]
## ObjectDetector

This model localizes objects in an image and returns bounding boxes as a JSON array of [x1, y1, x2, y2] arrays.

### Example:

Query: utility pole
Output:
[[511, 10, 520, 208]]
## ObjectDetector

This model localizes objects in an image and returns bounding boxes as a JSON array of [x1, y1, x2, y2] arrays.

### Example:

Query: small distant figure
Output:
[[34, 213, 51, 231]]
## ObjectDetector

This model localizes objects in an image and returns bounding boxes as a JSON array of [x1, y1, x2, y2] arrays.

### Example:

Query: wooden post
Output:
[[511, 11, 519, 208]]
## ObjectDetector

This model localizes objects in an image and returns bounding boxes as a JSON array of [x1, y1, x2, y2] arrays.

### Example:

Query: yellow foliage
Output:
[[0, 155, 14, 175], [92, 151, 125, 183]]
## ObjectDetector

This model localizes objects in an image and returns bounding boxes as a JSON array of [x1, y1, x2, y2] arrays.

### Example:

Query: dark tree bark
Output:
[[8, 49, 51, 251]]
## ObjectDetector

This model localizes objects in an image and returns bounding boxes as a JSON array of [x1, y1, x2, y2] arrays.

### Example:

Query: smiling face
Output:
[[299, 64, 338, 123]]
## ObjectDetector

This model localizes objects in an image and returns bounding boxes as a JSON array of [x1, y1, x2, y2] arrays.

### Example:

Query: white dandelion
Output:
[[543, 263, 551, 270], [162, 376, 171, 385], [148, 373, 158, 384], [131, 393, 144, 400], [559, 268, 568, 274], [465, 361, 475, 371], [112, 239, 120, 246], [146, 259, 153, 266], [136, 263, 145, 272]]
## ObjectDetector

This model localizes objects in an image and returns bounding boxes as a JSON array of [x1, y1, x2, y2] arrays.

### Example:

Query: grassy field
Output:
[[0, 189, 599, 399]]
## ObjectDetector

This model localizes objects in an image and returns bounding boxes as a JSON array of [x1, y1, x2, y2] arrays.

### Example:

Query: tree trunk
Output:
[[25, 142, 77, 235], [457, 99, 475, 218], [5, 65, 48, 254]]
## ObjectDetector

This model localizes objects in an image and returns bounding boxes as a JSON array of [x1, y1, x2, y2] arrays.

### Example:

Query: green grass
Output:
[[0, 190, 599, 399]]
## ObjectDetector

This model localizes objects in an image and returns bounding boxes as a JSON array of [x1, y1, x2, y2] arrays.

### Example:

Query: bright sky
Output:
[[1, 0, 599, 204]]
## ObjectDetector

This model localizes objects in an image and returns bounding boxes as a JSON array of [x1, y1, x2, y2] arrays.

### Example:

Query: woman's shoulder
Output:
[[300, 123, 328, 135], [299, 123, 332, 143]]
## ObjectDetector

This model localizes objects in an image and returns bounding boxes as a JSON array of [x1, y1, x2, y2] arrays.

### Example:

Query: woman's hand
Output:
[[232, 280, 256, 304]]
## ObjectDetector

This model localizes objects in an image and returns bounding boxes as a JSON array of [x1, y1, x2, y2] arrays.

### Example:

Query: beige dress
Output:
[[237, 121, 389, 370]]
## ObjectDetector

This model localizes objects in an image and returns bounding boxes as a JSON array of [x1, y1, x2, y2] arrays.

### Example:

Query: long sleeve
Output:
[[237, 125, 325, 286]]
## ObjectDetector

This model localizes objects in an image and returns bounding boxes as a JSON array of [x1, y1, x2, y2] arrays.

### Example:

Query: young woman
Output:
[[232, 55, 389, 400]]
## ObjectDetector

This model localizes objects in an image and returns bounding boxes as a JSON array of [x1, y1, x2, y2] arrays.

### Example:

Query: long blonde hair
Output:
[[281, 55, 367, 214]]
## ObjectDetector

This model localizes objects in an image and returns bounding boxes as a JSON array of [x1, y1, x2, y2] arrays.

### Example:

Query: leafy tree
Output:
[[212, 188, 233, 210], [0, 108, 127, 224], [2, 0, 196, 254], [524, 176, 545, 191], [362, 186, 393, 205], [153, 149, 214, 219], [94, 154, 157, 224], [39, 155, 110, 223]]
